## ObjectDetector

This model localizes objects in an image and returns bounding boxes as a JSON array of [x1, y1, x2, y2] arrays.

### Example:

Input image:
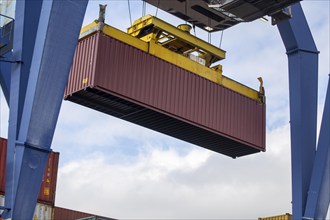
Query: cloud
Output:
[[55, 123, 293, 219]]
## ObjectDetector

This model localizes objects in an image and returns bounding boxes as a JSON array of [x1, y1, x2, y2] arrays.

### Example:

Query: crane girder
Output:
[[0, 0, 88, 219], [278, 3, 329, 219]]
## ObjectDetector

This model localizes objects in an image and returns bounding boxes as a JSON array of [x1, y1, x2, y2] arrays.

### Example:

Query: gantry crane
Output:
[[0, 0, 329, 219]]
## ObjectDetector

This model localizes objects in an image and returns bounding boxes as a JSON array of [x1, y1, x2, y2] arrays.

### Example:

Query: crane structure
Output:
[[0, 0, 329, 219]]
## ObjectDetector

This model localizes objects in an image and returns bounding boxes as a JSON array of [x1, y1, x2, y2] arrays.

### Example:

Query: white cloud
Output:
[[55, 123, 293, 219]]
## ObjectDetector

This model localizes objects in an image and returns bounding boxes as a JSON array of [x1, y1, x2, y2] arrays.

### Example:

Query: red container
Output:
[[37, 151, 59, 205], [53, 207, 115, 220], [65, 32, 266, 158], [0, 138, 7, 194], [0, 138, 59, 205]]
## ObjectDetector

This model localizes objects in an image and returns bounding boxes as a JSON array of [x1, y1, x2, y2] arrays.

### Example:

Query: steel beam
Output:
[[277, 3, 319, 220], [304, 76, 330, 220], [1, 0, 88, 219], [0, 51, 12, 103], [4, 1, 44, 217]]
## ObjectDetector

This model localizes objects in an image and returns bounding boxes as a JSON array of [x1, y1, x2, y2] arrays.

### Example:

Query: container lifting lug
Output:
[[258, 77, 265, 104], [97, 4, 107, 31]]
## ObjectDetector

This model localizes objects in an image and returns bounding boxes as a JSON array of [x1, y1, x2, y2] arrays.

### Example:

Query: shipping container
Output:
[[0, 138, 59, 205], [65, 31, 266, 158], [258, 213, 292, 220], [53, 207, 115, 220], [38, 151, 59, 206], [0, 138, 6, 195], [0, 195, 53, 220]]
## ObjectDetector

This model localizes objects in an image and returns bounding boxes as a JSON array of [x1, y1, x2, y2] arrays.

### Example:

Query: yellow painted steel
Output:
[[79, 21, 148, 52], [103, 25, 149, 52], [221, 76, 260, 101], [80, 21, 98, 37], [148, 40, 222, 84], [258, 213, 292, 220], [79, 18, 264, 103], [127, 15, 226, 62]]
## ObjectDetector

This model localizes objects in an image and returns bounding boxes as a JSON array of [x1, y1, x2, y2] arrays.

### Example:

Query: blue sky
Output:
[[0, 1, 329, 219]]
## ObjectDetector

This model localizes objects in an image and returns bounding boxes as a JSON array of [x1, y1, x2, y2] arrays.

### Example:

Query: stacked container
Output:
[[0, 137, 59, 219], [53, 207, 114, 220], [258, 213, 292, 220], [0, 137, 114, 219]]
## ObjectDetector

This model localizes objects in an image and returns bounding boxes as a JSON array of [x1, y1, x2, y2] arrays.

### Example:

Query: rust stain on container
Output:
[[65, 32, 266, 158], [53, 207, 115, 220], [0, 138, 59, 205]]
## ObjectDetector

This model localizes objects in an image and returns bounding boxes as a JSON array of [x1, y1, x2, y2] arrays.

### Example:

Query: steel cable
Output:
[[128, 0, 132, 26]]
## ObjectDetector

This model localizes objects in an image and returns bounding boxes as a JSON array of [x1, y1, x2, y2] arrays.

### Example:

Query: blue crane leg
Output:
[[0, 51, 12, 103], [4, 0, 43, 216], [1, 0, 88, 219], [304, 76, 330, 220], [277, 3, 319, 219]]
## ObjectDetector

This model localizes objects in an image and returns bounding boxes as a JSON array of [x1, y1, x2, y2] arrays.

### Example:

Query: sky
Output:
[[0, 0, 329, 219]]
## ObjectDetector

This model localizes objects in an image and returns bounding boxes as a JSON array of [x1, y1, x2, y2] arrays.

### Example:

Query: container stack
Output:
[[0, 137, 114, 220], [258, 213, 292, 220], [0, 137, 59, 219]]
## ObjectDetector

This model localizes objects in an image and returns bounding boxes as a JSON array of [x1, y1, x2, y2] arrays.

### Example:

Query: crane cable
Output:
[[142, 0, 146, 17], [155, 0, 160, 17], [185, 0, 188, 25], [127, 0, 132, 26], [219, 30, 224, 48], [208, 18, 211, 43]]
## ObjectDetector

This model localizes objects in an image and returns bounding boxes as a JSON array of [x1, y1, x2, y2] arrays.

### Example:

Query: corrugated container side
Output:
[[53, 207, 115, 220], [95, 33, 265, 149], [65, 32, 99, 96], [0, 138, 59, 205], [0, 195, 53, 220], [53, 207, 92, 220], [0, 138, 7, 194], [33, 203, 54, 220], [65, 32, 265, 157], [38, 151, 59, 206], [258, 213, 292, 220]]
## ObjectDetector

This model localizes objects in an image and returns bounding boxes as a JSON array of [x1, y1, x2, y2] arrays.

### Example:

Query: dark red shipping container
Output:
[[38, 150, 59, 205], [0, 137, 59, 205], [0, 138, 6, 195], [53, 207, 115, 220], [65, 32, 266, 158]]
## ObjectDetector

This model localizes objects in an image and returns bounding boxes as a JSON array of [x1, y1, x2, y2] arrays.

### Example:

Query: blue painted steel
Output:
[[277, 3, 319, 220], [304, 76, 330, 220], [1, 0, 88, 219], [0, 51, 12, 103], [4, 0, 43, 217]]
